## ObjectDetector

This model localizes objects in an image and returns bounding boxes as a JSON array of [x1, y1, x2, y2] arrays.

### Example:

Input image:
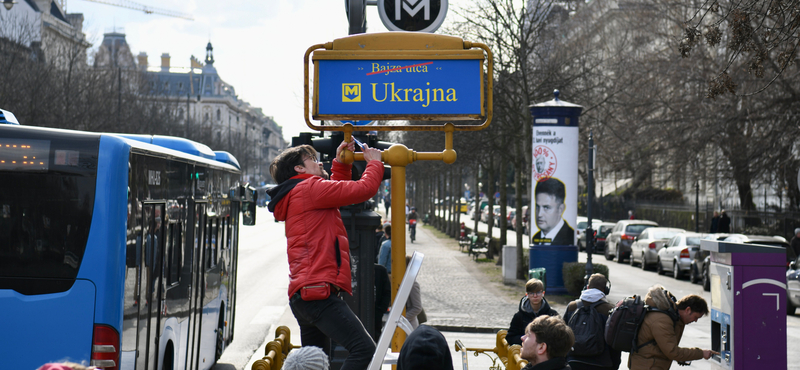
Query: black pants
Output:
[[290, 292, 376, 370]]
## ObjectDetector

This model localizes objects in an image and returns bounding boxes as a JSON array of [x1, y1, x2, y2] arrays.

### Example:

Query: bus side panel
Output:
[[2, 280, 96, 369], [82, 136, 130, 331]]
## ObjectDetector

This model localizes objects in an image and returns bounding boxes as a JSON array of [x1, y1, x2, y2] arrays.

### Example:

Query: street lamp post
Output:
[[695, 181, 700, 232], [585, 130, 595, 288]]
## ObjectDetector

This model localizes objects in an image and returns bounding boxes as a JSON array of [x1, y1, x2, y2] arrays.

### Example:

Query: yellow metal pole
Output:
[[389, 163, 407, 351]]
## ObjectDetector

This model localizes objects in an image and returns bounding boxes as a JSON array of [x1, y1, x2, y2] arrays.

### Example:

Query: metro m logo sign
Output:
[[378, 0, 448, 33], [396, 0, 429, 20]]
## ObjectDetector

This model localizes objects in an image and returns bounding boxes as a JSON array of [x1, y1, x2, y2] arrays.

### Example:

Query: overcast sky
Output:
[[66, 0, 467, 143]]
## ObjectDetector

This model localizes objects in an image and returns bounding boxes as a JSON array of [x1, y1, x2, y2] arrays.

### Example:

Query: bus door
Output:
[[137, 203, 166, 370], [187, 202, 207, 370]]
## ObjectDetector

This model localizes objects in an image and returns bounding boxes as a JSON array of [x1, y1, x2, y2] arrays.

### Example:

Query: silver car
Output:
[[656, 232, 708, 279], [629, 227, 685, 270]]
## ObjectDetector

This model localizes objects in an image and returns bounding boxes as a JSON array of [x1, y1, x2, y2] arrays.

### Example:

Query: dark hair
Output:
[[384, 224, 392, 237], [526, 316, 575, 359], [587, 273, 609, 294], [269, 145, 318, 184], [677, 294, 709, 315], [535, 177, 566, 204]]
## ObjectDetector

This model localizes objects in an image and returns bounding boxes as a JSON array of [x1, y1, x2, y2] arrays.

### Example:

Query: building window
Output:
[[216, 109, 221, 121], [164, 82, 169, 91]]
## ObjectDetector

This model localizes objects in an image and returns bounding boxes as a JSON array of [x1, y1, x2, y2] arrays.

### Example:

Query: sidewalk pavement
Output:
[[246, 213, 561, 370]]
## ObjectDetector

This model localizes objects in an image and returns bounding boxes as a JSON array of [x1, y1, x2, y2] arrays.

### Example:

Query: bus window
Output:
[[167, 222, 182, 285]]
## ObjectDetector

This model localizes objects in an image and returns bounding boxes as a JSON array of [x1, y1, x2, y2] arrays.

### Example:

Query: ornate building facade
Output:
[[95, 32, 286, 184]]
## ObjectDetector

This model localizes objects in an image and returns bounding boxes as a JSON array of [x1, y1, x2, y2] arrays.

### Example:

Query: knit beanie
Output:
[[282, 346, 330, 370], [795, 228, 800, 235]]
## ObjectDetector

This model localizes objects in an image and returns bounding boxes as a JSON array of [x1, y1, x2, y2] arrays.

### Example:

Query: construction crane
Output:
[[75, 0, 194, 20]]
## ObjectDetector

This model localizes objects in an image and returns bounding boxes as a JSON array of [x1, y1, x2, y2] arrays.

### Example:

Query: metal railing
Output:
[[454, 330, 528, 370]]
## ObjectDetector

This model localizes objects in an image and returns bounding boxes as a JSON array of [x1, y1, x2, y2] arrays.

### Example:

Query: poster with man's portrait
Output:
[[531, 121, 577, 246]]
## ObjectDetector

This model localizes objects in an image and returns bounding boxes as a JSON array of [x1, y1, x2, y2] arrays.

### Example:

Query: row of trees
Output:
[[0, 14, 261, 176], [388, 0, 800, 278]]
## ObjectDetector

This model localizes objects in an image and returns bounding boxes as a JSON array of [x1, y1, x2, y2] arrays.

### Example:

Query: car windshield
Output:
[[577, 221, 588, 229], [652, 230, 681, 239], [686, 237, 702, 246], [626, 224, 655, 234], [598, 226, 613, 237]]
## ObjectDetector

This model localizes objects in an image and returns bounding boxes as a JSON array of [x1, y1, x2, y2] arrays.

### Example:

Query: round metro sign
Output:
[[377, 0, 448, 33]]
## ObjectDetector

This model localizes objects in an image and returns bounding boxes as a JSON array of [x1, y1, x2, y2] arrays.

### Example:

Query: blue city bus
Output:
[[0, 123, 257, 370]]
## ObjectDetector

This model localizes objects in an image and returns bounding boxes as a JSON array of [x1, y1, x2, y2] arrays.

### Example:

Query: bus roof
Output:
[[118, 134, 216, 160], [214, 151, 240, 169], [0, 108, 20, 125]]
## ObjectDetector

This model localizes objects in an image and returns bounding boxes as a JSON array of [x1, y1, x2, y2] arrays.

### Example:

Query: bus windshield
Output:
[[0, 134, 98, 295]]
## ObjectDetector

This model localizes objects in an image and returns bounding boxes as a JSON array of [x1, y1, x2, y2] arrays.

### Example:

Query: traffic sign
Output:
[[377, 0, 448, 33], [309, 33, 487, 122]]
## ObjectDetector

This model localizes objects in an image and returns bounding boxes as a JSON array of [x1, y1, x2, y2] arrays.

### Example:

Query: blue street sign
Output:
[[316, 59, 481, 116]]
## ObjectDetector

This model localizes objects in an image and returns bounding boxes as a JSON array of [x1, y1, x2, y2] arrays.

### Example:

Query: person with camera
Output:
[[267, 140, 383, 370]]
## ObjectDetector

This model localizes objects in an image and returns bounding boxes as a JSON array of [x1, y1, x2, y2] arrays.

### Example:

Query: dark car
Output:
[[593, 222, 616, 254], [689, 233, 729, 289], [788, 256, 800, 316], [604, 220, 658, 263]]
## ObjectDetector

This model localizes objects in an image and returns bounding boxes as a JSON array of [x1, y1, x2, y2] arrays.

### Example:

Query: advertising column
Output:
[[527, 90, 582, 294], [529, 90, 582, 246]]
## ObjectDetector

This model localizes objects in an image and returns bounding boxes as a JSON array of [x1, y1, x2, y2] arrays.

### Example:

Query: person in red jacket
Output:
[[267, 140, 383, 370]]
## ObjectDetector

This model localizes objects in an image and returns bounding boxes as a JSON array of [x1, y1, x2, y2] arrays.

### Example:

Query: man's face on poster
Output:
[[535, 156, 545, 173], [535, 193, 565, 234]]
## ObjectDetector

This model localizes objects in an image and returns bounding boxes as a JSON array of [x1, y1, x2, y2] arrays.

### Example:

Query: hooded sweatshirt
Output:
[[629, 285, 704, 370], [397, 325, 453, 370], [506, 295, 559, 345]]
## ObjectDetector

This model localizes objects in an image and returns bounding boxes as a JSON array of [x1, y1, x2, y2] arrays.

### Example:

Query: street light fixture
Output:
[[3, 0, 17, 10]]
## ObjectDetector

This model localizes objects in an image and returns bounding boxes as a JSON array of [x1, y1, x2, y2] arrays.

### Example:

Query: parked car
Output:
[[604, 220, 658, 263], [655, 232, 706, 279], [492, 205, 503, 225], [482, 205, 500, 224], [689, 233, 729, 289], [577, 219, 607, 252], [788, 256, 800, 315], [592, 222, 617, 254], [470, 199, 488, 220], [630, 227, 686, 269], [698, 234, 790, 292], [506, 208, 516, 229], [510, 206, 530, 234]]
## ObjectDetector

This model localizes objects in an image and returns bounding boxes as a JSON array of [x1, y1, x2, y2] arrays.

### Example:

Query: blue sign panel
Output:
[[317, 59, 481, 116]]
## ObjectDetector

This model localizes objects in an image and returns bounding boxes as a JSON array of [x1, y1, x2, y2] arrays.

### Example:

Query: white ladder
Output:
[[367, 251, 424, 370]]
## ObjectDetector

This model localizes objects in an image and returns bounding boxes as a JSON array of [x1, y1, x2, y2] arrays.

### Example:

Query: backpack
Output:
[[604, 295, 678, 353], [567, 301, 606, 357]]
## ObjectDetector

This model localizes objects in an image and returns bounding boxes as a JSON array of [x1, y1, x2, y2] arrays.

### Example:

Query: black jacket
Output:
[[397, 325, 453, 370], [532, 222, 575, 245], [522, 357, 572, 370], [507, 296, 559, 345]]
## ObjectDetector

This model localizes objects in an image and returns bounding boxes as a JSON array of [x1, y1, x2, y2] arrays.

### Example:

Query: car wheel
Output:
[[788, 300, 797, 316], [702, 263, 711, 291], [641, 254, 648, 271], [605, 246, 613, 261], [656, 258, 664, 275], [690, 264, 700, 284], [629, 252, 637, 266], [617, 250, 626, 264], [673, 261, 683, 280]]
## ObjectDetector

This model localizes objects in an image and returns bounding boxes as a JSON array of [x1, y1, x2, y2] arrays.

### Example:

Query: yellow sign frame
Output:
[[304, 32, 493, 132]]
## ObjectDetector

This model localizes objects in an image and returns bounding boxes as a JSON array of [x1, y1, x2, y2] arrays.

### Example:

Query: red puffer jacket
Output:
[[269, 159, 383, 297]]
